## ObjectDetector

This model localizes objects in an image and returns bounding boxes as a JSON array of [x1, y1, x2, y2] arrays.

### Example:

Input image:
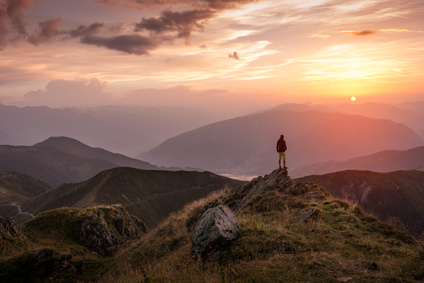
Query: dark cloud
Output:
[[228, 51, 240, 60], [345, 30, 376, 36], [134, 9, 214, 43], [0, 0, 32, 48], [204, 0, 256, 10], [68, 22, 105, 38], [0, 0, 256, 54], [28, 17, 62, 45], [80, 34, 158, 55]]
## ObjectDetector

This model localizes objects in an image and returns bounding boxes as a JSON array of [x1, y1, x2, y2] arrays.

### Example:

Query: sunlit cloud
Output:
[[379, 28, 410, 33], [343, 30, 376, 36]]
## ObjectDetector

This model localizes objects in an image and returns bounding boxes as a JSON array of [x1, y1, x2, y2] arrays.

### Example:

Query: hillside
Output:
[[20, 167, 245, 228], [0, 138, 158, 187], [141, 110, 423, 177], [1, 169, 422, 282], [299, 170, 424, 237], [291, 146, 424, 177], [0, 171, 51, 203]]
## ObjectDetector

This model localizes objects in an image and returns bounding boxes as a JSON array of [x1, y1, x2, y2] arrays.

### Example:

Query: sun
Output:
[[350, 96, 357, 102]]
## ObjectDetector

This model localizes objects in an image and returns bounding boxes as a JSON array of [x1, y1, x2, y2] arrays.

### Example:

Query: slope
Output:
[[1, 170, 423, 282], [21, 167, 245, 228], [291, 146, 424, 177], [299, 170, 424, 237], [141, 110, 423, 176], [107, 169, 424, 282]]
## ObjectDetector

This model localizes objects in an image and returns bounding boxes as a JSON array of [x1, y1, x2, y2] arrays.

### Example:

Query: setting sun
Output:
[[351, 96, 357, 102]]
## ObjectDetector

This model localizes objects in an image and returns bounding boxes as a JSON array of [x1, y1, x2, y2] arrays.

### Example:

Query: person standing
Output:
[[276, 134, 287, 169]]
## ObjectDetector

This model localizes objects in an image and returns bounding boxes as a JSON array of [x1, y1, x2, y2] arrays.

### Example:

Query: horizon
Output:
[[0, 0, 423, 115]]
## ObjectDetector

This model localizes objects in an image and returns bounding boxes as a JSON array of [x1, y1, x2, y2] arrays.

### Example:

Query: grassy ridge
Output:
[[1, 173, 423, 282], [103, 180, 424, 282]]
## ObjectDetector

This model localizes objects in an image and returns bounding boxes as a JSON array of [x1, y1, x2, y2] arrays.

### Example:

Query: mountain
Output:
[[0, 103, 223, 156], [34, 136, 157, 170], [20, 167, 245, 229], [0, 137, 159, 186], [291, 146, 424, 177], [141, 109, 423, 177], [1, 169, 422, 282], [298, 170, 424, 236]]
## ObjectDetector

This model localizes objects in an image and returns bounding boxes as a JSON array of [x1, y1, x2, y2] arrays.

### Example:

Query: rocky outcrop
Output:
[[191, 205, 239, 261], [297, 208, 319, 223], [78, 207, 147, 256], [0, 217, 25, 239], [231, 168, 298, 211]]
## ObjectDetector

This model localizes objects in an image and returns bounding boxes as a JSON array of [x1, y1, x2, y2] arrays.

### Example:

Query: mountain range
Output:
[[0, 136, 158, 187], [0, 103, 223, 156], [141, 109, 423, 177]]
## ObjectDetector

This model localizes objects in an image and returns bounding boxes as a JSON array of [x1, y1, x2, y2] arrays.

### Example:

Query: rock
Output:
[[232, 169, 293, 211], [26, 249, 79, 280], [297, 208, 319, 223], [191, 205, 239, 261], [0, 217, 25, 239], [78, 208, 147, 256]]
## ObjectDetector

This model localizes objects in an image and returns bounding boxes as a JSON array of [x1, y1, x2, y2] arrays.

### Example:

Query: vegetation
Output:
[[1, 174, 423, 282]]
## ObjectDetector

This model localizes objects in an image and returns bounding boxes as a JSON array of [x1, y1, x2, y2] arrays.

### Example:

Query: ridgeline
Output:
[[1, 169, 423, 282]]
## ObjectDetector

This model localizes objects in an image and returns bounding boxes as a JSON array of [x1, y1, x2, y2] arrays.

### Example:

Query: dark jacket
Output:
[[276, 137, 287, 152]]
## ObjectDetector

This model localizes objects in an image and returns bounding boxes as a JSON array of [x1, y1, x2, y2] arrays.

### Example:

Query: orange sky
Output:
[[0, 0, 423, 114]]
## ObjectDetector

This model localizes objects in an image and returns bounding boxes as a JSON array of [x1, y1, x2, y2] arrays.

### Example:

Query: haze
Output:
[[0, 0, 423, 115]]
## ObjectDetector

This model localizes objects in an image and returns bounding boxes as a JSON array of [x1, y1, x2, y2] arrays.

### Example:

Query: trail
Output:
[[0, 203, 35, 218]]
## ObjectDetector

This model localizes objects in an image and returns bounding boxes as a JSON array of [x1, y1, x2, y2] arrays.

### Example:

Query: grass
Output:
[[1, 179, 423, 282], [100, 182, 424, 282]]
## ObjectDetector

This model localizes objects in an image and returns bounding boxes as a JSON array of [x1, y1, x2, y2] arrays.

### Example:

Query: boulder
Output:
[[191, 205, 239, 261], [78, 208, 147, 256]]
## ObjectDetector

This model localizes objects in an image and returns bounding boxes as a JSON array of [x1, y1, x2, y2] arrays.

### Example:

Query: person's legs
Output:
[[278, 152, 283, 168], [282, 152, 287, 168]]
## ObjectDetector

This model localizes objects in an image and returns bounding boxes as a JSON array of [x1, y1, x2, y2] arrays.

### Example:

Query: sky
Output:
[[0, 0, 423, 114]]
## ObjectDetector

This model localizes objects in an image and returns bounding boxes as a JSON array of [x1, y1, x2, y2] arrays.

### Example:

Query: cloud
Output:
[[228, 51, 240, 60], [0, 0, 256, 54], [68, 22, 105, 38], [80, 34, 158, 55], [379, 28, 410, 33], [94, 0, 256, 10], [343, 30, 376, 36], [0, 0, 32, 48], [28, 17, 62, 45], [134, 9, 214, 43], [23, 78, 112, 107]]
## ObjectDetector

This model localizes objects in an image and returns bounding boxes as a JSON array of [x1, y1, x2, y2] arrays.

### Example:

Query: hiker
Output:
[[276, 134, 287, 169]]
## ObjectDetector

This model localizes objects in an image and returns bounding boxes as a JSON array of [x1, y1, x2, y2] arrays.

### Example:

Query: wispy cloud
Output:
[[343, 30, 376, 36]]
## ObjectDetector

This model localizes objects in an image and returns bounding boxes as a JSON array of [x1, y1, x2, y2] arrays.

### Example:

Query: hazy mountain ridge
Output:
[[1, 169, 422, 282], [141, 109, 423, 177], [291, 146, 424, 177], [0, 103, 223, 156], [299, 170, 424, 237], [0, 137, 159, 187], [19, 167, 244, 229]]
